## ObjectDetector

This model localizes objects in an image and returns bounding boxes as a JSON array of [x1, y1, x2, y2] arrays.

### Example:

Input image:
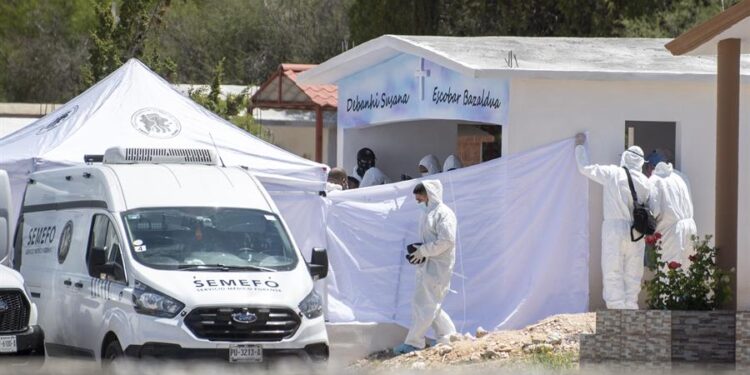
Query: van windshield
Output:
[[122, 207, 298, 271]]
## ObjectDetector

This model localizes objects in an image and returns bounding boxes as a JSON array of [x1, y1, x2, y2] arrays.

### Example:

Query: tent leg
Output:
[[315, 106, 323, 163]]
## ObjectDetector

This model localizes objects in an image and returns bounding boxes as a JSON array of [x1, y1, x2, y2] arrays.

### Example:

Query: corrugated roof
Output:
[[252, 64, 337, 109]]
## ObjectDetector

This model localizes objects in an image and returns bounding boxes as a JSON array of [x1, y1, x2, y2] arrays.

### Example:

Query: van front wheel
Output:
[[103, 339, 124, 364]]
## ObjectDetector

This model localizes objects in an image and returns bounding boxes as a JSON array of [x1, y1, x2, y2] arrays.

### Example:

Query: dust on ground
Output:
[[350, 313, 596, 371]]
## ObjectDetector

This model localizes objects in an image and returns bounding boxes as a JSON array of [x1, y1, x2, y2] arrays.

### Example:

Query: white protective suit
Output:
[[418, 155, 442, 176], [351, 166, 364, 182], [576, 145, 652, 309], [325, 182, 343, 192], [649, 162, 697, 268], [360, 167, 391, 187], [405, 180, 458, 348], [443, 155, 463, 172]]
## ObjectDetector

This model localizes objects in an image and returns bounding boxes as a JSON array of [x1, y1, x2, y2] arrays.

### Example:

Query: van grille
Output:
[[185, 307, 300, 342], [125, 148, 214, 163], [0, 290, 30, 333]]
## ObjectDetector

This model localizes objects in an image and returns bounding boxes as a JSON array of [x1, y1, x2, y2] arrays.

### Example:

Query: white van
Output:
[[14, 148, 329, 364], [0, 171, 45, 363]]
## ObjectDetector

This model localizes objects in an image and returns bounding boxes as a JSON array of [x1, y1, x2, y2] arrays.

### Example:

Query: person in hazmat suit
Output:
[[352, 147, 391, 187], [443, 155, 463, 172], [326, 167, 348, 191], [418, 154, 442, 176], [394, 180, 458, 354], [648, 161, 697, 269], [352, 148, 377, 183], [360, 166, 391, 187], [574, 133, 653, 309]]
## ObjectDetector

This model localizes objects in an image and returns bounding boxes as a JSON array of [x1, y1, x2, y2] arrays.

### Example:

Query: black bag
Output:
[[405, 243, 425, 264], [623, 167, 657, 241]]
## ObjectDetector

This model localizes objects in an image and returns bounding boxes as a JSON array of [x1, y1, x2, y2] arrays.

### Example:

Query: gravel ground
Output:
[[349, 313, 596, 371]]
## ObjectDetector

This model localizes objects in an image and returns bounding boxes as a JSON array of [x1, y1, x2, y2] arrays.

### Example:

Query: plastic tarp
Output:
[[323, 138, 589, 332]]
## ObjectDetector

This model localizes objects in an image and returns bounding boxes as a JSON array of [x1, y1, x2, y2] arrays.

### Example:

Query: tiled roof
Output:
[[252, 64, 337, 109]]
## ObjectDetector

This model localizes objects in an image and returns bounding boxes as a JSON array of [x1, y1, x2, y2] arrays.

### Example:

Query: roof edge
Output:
[[666, 0, 750, 55], [297, 35, 481, 84], [481, 68, 750, 83]]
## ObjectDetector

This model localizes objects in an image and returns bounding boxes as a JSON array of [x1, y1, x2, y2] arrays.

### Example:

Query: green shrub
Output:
[[644, 234, 732, 310]]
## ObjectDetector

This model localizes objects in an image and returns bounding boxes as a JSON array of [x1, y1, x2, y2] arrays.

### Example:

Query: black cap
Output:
[[357, 148, 376, 161]]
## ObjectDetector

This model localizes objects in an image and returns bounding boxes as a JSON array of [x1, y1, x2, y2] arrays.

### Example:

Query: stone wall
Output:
[[736, 312, 750, 367], [671, 311, 735, 362], [581, 310, 736, 365]]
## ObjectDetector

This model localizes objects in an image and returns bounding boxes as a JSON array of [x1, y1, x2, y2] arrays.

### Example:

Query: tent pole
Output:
[[315, 106, 323, 163]]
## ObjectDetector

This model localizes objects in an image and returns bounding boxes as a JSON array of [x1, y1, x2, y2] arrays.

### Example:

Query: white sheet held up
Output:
[[324, 138, 589, 333]]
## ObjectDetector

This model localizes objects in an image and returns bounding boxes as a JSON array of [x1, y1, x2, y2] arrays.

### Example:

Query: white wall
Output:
[[0, 117, 35, 138], [264, 125, 336, 165], [507, 78, 719, 310], [340, 120, 459, 181]]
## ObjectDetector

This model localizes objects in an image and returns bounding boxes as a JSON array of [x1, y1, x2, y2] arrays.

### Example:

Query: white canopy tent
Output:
[[0, 59, 328, 262]]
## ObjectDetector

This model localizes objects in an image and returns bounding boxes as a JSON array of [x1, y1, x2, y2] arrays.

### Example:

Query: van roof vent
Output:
[[103, 147, 219, 165]]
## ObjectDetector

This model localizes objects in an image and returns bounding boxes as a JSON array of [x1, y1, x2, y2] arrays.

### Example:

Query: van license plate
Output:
[[0, 336, 17, 353], [229, 345, 262, 362]]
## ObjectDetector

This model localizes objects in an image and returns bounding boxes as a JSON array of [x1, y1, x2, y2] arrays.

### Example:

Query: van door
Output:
[[18, 209, 83, 357], [76, 213, 129, 355], [51, 211, 96, 359]]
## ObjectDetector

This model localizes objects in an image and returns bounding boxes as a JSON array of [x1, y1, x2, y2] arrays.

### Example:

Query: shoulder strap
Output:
[[623, 167, 639, 204]]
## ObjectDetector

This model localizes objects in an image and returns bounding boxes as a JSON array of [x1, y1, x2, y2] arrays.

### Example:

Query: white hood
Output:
[[443, 155, 463, 171], [0, 264, 26, 290], [653, 162, 673, 178], [620, 145, 645, 171], [419, 154, 441, 175], [423, 179, 444, 208]]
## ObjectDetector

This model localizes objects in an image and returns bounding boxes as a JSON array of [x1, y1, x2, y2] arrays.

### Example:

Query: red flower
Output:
[[645, 235, 657, 246], [689, 255, 697, 262], [668, 261, 682, 270], [654, 232, 663, 240]]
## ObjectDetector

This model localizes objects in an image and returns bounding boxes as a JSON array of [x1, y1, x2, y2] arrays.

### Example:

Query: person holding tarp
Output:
[[574, 133, 654, 310], [394, 180, 458, 354]]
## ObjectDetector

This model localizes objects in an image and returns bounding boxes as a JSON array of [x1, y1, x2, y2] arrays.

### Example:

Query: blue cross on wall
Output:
[[415, 58, 431, 101]]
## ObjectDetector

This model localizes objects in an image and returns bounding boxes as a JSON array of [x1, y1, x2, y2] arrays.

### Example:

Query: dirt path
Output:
[[350, 313, 596, 371]]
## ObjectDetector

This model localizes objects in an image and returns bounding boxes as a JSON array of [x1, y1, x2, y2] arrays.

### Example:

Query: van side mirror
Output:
[[308, 248, 328, 281]]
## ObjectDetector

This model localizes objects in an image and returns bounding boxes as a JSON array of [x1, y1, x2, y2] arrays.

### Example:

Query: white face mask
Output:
[[419, 202, 430, 212], [421, 172, 429, 177]]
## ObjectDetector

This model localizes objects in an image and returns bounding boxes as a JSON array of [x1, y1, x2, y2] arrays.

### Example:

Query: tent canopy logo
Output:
[[36, 105, 78, 135], [131, 108, 181, 138]]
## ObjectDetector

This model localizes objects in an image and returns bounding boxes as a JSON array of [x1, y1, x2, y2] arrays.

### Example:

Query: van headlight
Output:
[[132, 280, 184, 318], [298, 290, 323, 319]]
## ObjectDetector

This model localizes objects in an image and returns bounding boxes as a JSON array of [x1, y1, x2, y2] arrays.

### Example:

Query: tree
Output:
[[349, 0, 438, 44], [619, 0, 743, 37], [152, 0, 352, 85], [348, 0, 741, 41], [189, 58, 271, 142], [83, 0, 174, 85], [0, 0, 94, 102]]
